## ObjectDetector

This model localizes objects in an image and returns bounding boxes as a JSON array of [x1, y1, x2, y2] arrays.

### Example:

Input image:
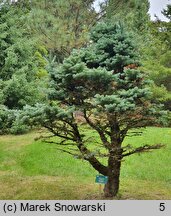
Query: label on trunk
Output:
[[95, 175, 108, 184]]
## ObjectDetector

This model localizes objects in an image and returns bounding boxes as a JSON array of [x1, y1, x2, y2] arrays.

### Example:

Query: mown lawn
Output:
[[0, 127, 171, 200]]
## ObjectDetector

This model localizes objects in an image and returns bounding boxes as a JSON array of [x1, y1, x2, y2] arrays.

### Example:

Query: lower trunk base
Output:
[[103, 179, 119, 198]]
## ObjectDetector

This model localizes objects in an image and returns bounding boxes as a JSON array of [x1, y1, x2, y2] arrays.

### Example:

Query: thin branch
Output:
[[83, 110, 110, 149], [54, 147, 78, 156], [43, 125, 76, 141], [74, 5, 80, 40], [122, 144, 165, 157], [43, 140, 76, 146], [94, 9, 106, 24], [34, 134, 54, 141]]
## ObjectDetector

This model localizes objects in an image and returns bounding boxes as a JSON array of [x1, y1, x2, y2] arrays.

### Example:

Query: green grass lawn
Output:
[[0, 127, 171, 200]]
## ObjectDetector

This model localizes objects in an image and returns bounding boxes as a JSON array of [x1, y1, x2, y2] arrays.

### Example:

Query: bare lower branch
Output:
[[43, 140, 76, 146], [54, 147, 78, 156], [122, 144, 165, 157], [44, 125, 76, 141], [34, 134, 54, 141]]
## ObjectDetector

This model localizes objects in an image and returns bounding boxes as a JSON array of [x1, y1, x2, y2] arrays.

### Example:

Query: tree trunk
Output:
[[104, 153, 121, 198]]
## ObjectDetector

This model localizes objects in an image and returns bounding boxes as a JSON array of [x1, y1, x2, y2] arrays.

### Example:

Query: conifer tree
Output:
[[19, 22, 166, 197], [105, 0, 150, 33], [0, 1, 45, 109], [28, 0, 97, 62], [143, 4, 171, 111], [0, 1, 47, 134]]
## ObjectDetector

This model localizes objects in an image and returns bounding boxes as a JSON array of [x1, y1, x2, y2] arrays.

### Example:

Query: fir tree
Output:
[[19, 22, 166, 197]]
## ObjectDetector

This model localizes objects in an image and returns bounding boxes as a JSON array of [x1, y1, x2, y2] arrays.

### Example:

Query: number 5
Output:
[[159, 203, 165, 211]]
